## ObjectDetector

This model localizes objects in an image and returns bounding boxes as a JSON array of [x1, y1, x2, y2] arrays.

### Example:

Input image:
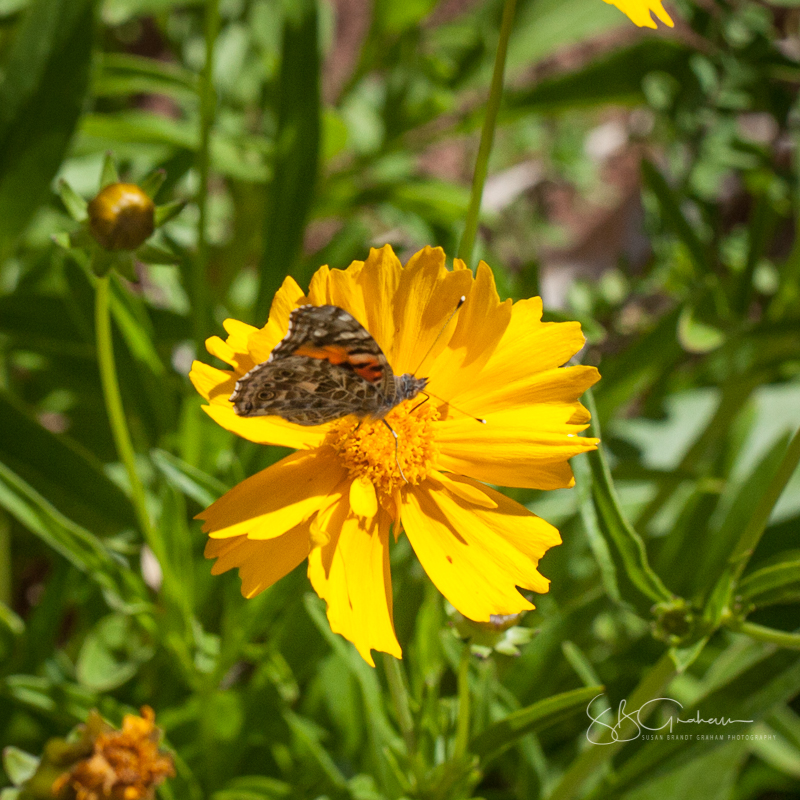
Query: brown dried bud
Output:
[[51, 707, 175, 800], [88, 184, 155, 251]]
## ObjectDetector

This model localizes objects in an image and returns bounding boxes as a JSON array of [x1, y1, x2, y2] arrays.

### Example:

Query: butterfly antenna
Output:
[[412, 295, 467, 375], [381, 420, 408, 483], [417, 390, 486, 424]]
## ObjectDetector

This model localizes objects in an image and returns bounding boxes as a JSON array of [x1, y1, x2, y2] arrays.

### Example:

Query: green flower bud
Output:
[[88, 183, 155, 251]]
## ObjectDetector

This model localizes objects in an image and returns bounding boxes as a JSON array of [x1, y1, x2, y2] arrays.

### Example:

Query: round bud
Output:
[[88, 183, 155, 251]]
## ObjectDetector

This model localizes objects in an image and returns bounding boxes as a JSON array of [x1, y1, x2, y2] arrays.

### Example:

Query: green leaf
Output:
[[506, 40, 693, 113], [303, 594, 402, 797], [109, 276, 166, 376], [574, 452, 623, 604], [597, 648, 800, 799], [57, 179, 88, 222], [584, 391, 675, 615], [76, 613, 153, 691], [99, 151, 120, 189], [151, 449, 228, 507], [2, 747, 39, 787], [695, 433, 792, 602], [470, 685, 604, 763], [212, 776, 292, 800], [618, 741, 746, 800], [153, 199, 187, 228], [705, 427, 800, 626], [0, 0, 95, 254], [0, 391, 137, 533], [138, 168, 166, 200], [593, 306, 683, 423], [737, 550, 800, 610], [677, 305, 726, 353], [93, 52, 198, 103], [255, 1, 321, 321], [0, 459, 146, 610], [641, 160, 709, 277]]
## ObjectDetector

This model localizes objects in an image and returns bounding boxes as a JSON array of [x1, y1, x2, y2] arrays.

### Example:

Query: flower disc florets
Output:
[[327, 402, 440, 503]]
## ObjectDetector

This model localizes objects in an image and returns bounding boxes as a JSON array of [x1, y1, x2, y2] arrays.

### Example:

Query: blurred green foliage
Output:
[[1, 0, 799, 799]]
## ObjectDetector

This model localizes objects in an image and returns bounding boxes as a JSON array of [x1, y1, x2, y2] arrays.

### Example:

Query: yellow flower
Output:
[[190, 246, 599, 665], [604, 0, 674, 28]]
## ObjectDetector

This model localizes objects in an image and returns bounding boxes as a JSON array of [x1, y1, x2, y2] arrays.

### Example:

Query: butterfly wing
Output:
[[230, 305, 398, 424]]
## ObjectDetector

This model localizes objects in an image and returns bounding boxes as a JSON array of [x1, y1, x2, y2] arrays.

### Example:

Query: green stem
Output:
[[95, 276, 155, 549], [0, 510, 10, 606], [457, 0, 517, 267], [547, 652, 676, 800], [735, 620, 800, 650], [454, 644, 472, 759], [194, 0, 220, 345], [382, 654, 417, 761]]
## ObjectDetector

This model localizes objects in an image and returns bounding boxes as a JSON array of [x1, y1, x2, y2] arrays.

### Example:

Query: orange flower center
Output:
[[326, 401, 439, 503]]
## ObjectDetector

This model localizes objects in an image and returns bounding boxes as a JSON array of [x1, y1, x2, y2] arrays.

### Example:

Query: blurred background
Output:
[[1, 0, 800, 798]]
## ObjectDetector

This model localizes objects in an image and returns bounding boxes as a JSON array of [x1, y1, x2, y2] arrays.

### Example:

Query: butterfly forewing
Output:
[[230, 305, 427, 425]]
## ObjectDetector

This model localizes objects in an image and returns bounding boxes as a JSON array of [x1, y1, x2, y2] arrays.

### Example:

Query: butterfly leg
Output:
[[381, 419, 408, 483]]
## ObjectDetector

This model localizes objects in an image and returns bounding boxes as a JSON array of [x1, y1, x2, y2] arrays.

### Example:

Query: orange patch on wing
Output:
[[353, 360, 383, 382], [295, 344, 350, 364]]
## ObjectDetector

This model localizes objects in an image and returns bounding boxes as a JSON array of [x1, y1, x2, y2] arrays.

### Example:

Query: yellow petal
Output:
[[429, 472, 497, 509], [189, 361, 235, 404], [222, 318, 258, 350], [604, 0, 673, 28], [401, 475, 560, 621], [350, 476, 378, 518], [391, 246, 473, 375], [456, 364, 600, 416], [425, 261, 512, 401], [437, 404, 598, 489], [205, 525, 310, 598], [202, 404, 329, 449], [355, 245, 404, 356], [475, 298, 588, 388], [197, 448, 346, 540], [308, 506, 401, 665]]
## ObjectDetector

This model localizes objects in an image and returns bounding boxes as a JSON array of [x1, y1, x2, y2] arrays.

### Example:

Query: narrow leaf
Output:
[[0, 0, 94, 253], [470, 685, 603, 762]]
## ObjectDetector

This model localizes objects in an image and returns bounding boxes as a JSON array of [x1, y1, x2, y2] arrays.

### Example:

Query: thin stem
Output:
[[0, 510, 10, 606], [382, 653, 417, 758], [194, 0, 221, 345], [95, 276, 155, 549], [457, 0, 518, 267], [735, 621, 800, 650], [454, 644, 472, 759], [547, 652, 676, 800]]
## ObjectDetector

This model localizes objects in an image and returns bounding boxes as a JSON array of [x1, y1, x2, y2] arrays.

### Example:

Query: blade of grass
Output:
[[255, 0, 320, 322]]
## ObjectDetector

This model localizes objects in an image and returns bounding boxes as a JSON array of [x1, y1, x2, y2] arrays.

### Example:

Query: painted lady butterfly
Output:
[[230, 305, 428, 425]]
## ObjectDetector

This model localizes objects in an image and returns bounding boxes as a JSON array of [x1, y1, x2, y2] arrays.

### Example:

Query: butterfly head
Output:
[[396, 373, 428, 403]]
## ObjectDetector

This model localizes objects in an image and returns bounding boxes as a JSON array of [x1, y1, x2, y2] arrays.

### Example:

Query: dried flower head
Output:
[[51, 707, 174, 800]]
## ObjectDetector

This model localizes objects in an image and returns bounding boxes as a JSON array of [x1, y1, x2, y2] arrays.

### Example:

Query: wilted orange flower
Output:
[[604, 0, 673, 28], [52, 707, 174, 800], [190, 246, 599, 665]]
